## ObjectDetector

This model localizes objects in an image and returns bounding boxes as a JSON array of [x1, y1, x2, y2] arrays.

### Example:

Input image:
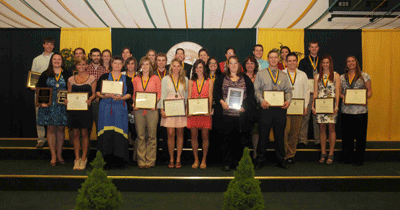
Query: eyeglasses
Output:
[[209, 62, 217, 65], [227, 52, 235, 55]]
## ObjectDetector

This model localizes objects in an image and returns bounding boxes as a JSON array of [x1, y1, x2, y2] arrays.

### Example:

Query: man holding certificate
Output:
[[132, 57, 161, 169], [254, 50, 292, 170], [282, 53, 310, 165], [340, 56, 372, 166]]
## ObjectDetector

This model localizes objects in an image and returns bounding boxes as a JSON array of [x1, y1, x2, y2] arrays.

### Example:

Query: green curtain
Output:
[[111, 29, 256, 64], [0, 29, 60, 137]]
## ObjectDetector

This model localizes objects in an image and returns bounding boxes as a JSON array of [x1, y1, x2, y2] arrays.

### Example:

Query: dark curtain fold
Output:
[[0, 29, 60, 137], [111, 29, 256, 64]]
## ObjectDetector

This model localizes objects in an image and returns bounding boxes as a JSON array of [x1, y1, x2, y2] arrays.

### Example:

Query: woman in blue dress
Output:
[[36, 53, 71, 166], [96, 56, 133, 169]]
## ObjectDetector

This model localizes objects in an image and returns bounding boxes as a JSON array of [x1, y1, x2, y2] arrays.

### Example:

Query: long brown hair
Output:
[[138, 56, 154, 77], [345, 55, 363, 83], [318, 55, 334, 82], [168, 58, 186, 90], [44, 53, 65, 77], [225, 56, 242, 77]]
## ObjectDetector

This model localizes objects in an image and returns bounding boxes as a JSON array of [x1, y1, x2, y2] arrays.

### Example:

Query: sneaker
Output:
[[79, 159, 87, 170], [36, 141, 45, 149], [286, 158, 298, 165], [73, 159, 81, 170]]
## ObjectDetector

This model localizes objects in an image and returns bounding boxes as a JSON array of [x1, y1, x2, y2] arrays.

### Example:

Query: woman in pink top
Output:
[[187, 60, 213, 169], [132, 57, 161, 168]]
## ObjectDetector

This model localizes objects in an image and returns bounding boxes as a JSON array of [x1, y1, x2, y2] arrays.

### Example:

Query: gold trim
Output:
[[98, 126, 128, 139], [0, 0, 43, 27], [0, 175, 399, 180]]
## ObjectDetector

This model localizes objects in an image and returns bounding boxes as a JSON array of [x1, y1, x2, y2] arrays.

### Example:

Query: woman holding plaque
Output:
[[132, 57, 161, 168], [96, 56, 133, 169], [278, 46, 291, 70], [159, 58, 188, 169], [214, 56, 256, 171], [67, 58, 96, 170], [311, 55, 340, 165], [36, 53, 72, 166], [187, 59, 213, 169], [340, 56, 372, 166]]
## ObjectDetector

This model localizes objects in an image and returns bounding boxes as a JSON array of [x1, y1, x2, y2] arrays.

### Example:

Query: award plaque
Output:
[[164, 99, 186, 117], [308, 79, 315, 93], [101, 80, 124, 95], [57, 90, 68, 105], [344, 89, 367, 105], [226, 88, 244, 110], [27, 71, 41, 88], [135, 92, 157, 109], [67, 93, 88, 110], [188, 98, 209, 116], [263, 91, 285, 107], [315, 98, 335, 114], [287, 98, 305, 115], [35, 88, 52, 107]]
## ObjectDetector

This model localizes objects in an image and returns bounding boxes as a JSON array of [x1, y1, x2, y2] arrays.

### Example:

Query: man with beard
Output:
[[86, 48, 109, 139]]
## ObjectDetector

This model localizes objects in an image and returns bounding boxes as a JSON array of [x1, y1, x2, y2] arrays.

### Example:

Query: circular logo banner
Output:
[[166, 42, 203, 65]]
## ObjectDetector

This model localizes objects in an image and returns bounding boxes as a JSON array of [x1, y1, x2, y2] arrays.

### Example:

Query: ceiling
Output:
[[0, 0, 399, 29]]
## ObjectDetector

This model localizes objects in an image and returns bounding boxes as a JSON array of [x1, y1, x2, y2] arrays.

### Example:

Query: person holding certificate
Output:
[[278, 46, 291, 70], [340, 56, 372, 166], [214, 56, 256, 171], [311, 55, 340, 165], [282, 53, 310, 164], [187, 60, 213, 169], [132, 57, 161, 169], [159, 58, 188, 169], [36, 53, 72, 166], [96, 56, 133, 170], [67, 58, 96, 170], [254, 51, 292, 170]]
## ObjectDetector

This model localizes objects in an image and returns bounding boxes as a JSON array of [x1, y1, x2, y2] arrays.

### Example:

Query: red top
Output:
[[277, 62, 285, 70], [132, 75, 161, 115]]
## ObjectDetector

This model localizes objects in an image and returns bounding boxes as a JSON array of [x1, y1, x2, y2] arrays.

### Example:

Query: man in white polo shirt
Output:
[[31, 37, 55, 148], [282, 53, 310, 164]]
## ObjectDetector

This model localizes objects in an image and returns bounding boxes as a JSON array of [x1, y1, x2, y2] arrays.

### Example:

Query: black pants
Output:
[[256, 107, 287, 164], [156, 112, 168, 161], [220, 115, 251, 166], [341, 113, 368, 163]]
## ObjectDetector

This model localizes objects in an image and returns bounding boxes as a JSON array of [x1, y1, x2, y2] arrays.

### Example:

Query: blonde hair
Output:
[[168, 58, 186, 90], [74, 57, 86, 66], [138, 56, 154, 77]]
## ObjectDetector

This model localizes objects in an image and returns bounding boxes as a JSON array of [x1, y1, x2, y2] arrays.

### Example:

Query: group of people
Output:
[[31, 37, 372, 171]]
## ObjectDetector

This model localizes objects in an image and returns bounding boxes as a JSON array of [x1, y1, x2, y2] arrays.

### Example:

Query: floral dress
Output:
[[316, 72, 338, 124]]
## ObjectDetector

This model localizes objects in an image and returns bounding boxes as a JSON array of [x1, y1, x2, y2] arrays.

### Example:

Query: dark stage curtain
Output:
[[111, 29, 256, 64], [0, 29, 60, 137], [304, 29, 362, 140]]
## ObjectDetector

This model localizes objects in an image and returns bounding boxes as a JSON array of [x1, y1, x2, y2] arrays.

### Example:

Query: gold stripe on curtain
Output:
[[362, 29, 400, 141], [60, 28, 112, 54], [257, 28, 305, 61]]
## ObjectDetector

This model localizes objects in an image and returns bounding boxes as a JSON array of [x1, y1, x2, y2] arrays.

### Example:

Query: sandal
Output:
[[168, 161, 175, 168], [57, 158, 65, 165], [50, 158, 56, 167], [200, 163, 207, 170], [192, 162, 199, 169], [319, 154, 327, 163], [175, 162, 182, 169], [326, 155, 334, 165]]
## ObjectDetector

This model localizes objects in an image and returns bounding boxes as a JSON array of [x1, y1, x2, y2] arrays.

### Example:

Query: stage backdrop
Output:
[[60, 28, 112, 56], [111, 29, 257, 64], [0, 29, 60, 137]]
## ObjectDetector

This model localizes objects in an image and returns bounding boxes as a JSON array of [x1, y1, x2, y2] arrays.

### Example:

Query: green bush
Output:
[[223, 147, 264, 210], [75, 151, 123, 210]]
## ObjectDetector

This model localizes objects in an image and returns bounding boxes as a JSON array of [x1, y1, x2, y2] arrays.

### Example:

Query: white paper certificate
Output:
[[308, 79, 315, 93], [135, 92, 157, 109], [263, 91, 285, 107], [226, 88, 244, 110], [287, 98, 305, 115], [164, 99, 186, 117], [101, 80, 124, 95], [344, 89, 367, 105], [315, 98, 334, 114], [188, 98, 209, 115], [67, 93, 88, 111]]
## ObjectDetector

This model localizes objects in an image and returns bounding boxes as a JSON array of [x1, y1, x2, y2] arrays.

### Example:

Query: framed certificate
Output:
[[188, 98, 209, 116], [308, 79, 315, 93], [35, 88, 52, 107], [315, 98, 335, 114], [164, 99, 186, 117], [101, 80, 124, 95], [57, 90, 68, 105], [226, 88, 244, 110], [263, 91, 285, 107], [344, 89, 367, 105], [67, 93, 88, 111], [287, 98, 305, 115], [135, 92, 157, 109], [27, 71, 41, 88]]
